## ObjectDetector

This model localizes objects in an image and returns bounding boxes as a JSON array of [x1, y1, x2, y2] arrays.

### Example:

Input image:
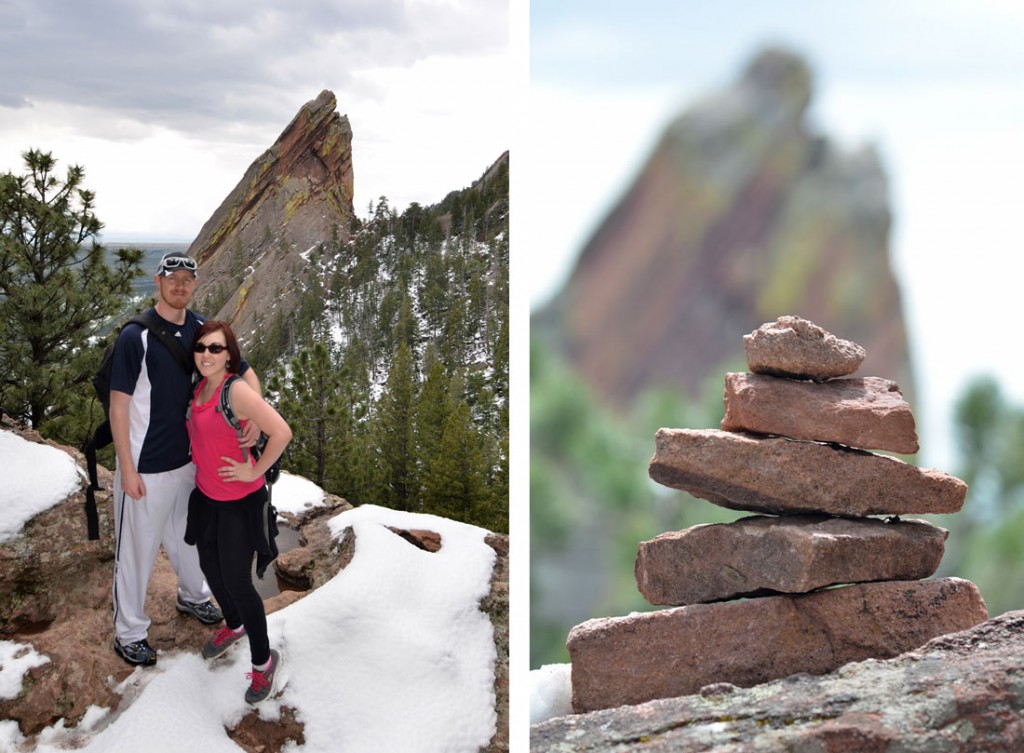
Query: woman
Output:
[[185, 320, 292, 704]]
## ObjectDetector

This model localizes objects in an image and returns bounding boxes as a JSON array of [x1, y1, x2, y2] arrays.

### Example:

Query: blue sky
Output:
[[525, 0, 1024, 468]]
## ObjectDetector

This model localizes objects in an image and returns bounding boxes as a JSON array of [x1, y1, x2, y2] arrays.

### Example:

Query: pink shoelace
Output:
[[247, 664, 272, 691], [212, 626, 238, 646]]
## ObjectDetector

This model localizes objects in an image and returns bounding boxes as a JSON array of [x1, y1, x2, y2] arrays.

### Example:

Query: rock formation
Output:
[[187, 89, 355, 346], [533, 610, 1024, 752], [533, 48, 912, 411], [565, 316, 988, 715]]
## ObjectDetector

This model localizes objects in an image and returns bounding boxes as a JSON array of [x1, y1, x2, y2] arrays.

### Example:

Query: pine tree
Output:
[[420, 250, 448, 339], [395, 292, 419, 354], [0, 149, 143, 433], [421, 400, 487, 522], [439, 292, 468, 370], [489, 403, 510, 533], [269, 342, 344, 488], [374, 342, 418, 510], [491, 312, 509, 402], [415, 350, 453, 493]]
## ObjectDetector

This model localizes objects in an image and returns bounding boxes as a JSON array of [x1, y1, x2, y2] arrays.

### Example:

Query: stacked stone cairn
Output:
[[566, 315, 989, 714]]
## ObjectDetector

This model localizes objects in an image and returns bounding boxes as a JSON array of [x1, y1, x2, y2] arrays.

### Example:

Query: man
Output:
[[109, 251, 260, 666]]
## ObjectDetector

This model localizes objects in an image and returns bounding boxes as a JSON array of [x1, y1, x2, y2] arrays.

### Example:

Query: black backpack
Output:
[[212, 373, 282, 489], [83, 313, 193, 539]]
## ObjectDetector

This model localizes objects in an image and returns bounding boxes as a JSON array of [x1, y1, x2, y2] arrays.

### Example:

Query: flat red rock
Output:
[[635, 515, 947, 605], [721, 373, 918, 454], [568, 577, 988, 713], [649, 428, 965, 517]]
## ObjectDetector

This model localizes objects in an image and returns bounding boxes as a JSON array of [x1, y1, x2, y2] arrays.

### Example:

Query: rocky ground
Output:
[[533, 609, 1024, 752], [1, 419, 508, 752]]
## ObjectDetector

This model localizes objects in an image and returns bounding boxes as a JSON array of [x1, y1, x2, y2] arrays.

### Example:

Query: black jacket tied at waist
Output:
[[185, 485, 280, 578]]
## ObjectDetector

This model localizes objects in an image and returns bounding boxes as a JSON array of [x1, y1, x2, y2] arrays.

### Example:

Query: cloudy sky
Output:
[[0, 0, 510, 241], [526, 0, 1024, 467]]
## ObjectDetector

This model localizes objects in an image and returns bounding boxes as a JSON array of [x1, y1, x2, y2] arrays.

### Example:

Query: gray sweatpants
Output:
[[112, 462, 212, 644]]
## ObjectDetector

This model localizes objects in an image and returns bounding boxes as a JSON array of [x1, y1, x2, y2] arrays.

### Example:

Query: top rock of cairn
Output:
[[744, 315, 866, 381]]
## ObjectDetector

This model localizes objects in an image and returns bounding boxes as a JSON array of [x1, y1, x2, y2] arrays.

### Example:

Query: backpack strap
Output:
[[218, 373, 243, 431], [217, 374, 248, 460], [130, 313, 194, 374], [216, 374, 280, 487], [83, 421, 112, 540]]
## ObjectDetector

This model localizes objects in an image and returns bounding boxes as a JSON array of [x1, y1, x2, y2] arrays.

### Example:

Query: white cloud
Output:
[[0, 0, 509, 238]]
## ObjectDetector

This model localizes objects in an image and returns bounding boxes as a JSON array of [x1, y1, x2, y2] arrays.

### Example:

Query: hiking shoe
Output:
[[114, 637, 157, 667], [176, 597, 223, 625], [244, 649, 280, 704], [202, 625, 247, 659]]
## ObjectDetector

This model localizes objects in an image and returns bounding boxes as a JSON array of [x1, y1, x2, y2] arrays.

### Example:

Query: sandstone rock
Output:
[[188, 89, 355, 348], [744, 315, 866, 381], [274, 496, 354, 590], [227, 705, 305, 752], [534, 609, 1024, 752], [482, 533, 510, 753], [721, 372, 918, 453], [273, 512, 510, 753], [635, 515, 947, 605], [649, 428, 965, 516], [0, 442, 114, 633], [0, 546, 228, 735], [387, 527, 443, 552], [567, 577, 987, 713]]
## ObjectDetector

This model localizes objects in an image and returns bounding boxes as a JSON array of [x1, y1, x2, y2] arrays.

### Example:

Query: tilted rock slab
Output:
[[721, 373, 919, 454], [649, 428, 966, 516], [567, 577, 987, 714], [744, 315, 865, 381], [635, 515, 947, 606], [534, 609, 1024, 753], [188, 89, 355, 347]]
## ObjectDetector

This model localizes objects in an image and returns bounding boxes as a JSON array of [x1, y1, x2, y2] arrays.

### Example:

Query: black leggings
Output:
[[191, 487, 270, 666]]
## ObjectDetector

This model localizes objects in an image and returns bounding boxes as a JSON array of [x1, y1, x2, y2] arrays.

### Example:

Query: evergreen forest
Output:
[[225, 160, 511, 533]]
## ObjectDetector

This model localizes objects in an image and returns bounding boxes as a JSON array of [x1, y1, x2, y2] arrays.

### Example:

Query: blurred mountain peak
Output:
[[535, 46, 912, 412]]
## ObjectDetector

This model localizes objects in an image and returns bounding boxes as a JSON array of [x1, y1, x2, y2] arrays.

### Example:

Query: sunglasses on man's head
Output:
[[193, 342, 227, 354], [159, 255, 198, 272]]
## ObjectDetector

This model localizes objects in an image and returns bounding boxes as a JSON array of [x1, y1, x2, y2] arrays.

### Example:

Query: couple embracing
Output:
[[108, 251, 291, 704]]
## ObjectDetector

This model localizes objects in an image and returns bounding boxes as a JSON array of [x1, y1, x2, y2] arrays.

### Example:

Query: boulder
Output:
[[0, 435, 114, 633], [649, 428, 966, 516], [721, 373, 918, 454], [274, 496, 355, 590], [534, 610, 1024, 752], [744, 315, 866, 381], [635, 515, 947, 605], [567, 577, 987, 713]]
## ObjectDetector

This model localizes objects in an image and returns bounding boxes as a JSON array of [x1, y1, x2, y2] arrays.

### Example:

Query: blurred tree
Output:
[[938, 376, 1024, 616]]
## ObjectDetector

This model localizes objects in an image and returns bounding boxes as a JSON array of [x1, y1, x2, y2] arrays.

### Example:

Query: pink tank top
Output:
[[188, 374, 265, 501]]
